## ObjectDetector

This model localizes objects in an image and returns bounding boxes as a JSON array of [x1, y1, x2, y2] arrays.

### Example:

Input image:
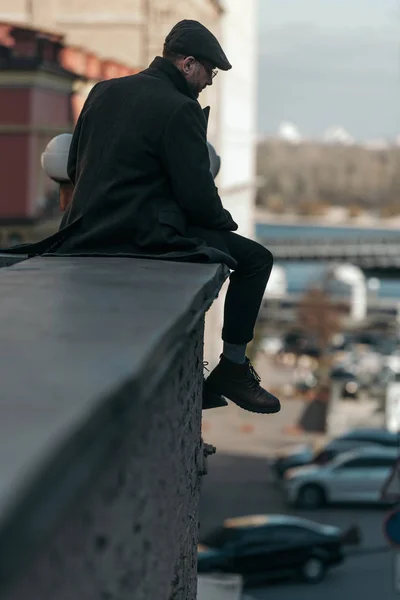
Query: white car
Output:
[[284, 446, 398, 508]]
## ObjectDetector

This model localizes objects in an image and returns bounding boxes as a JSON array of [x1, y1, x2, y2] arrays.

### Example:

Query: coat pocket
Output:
[[158, 209, 187, 236]]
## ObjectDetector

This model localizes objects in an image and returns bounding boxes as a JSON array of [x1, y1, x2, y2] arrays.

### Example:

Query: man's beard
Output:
[[187, 80, 200, 99]]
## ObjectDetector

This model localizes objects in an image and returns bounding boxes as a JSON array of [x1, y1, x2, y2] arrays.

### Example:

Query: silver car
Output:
[[284, 446, 398, 508]]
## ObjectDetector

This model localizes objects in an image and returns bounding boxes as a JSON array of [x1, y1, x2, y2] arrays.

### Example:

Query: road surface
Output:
[[248, 552, 396, 599], [199, 452, 397, 600]]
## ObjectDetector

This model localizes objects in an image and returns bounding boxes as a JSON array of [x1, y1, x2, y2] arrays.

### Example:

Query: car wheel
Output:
[[299, 556, 326, 583], [296, 484, 326, 509]]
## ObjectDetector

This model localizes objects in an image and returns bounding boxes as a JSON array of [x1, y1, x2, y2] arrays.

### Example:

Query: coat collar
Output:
[[203, 106, 210, 125], [147, 56, 198, 101]]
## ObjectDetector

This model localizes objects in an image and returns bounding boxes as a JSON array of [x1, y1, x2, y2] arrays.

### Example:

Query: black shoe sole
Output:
[[204, 383, 281, 414], [202, 392, 228, 410], [229, 397, 281, 414]]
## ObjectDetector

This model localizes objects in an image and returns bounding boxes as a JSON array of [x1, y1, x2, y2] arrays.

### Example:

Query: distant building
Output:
[[0, 0, 222, 150], [277, 121, 302, 144], [0, 22, 137, 244]]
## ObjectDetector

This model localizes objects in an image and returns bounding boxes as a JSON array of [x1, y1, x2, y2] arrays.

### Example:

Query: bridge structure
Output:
[[259, 236, 400, 275]]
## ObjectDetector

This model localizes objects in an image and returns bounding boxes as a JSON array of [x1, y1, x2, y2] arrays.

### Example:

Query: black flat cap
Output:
[[165, 19, 232, 71]]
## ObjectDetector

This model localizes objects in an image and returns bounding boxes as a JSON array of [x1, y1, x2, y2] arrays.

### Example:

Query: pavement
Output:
[[200, 355, 397, 599], [202, 397, 315, 458]]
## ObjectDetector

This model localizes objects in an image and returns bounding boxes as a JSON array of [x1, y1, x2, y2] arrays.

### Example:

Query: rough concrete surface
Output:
[[0, 257, 229, 600], [3, 322, 204, 600], [0, 254, 27, 268], [0, 257, 227, 520]]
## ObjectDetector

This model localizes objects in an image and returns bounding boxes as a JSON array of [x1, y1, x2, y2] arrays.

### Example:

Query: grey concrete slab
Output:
[[3, 322, 206, 600], [0, 254, 27, 268], [0, 257, 227, 524]]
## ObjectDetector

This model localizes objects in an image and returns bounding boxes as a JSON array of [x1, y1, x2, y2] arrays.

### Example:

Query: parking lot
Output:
[[199, 444, 397, 599], [200, 352, 398, 598]]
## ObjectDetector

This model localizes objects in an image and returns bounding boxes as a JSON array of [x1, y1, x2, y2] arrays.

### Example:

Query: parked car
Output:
[[272, 428, 399, 479], [284, 446, 398, 508], [198, 514, 347, 586]]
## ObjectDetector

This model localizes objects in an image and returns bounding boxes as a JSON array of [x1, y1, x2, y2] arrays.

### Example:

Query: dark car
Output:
[[272, 428, 398, 479], [198, 514, 346, 586]]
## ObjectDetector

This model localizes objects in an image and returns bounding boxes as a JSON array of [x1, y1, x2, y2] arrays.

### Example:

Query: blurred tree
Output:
[[296, 286, 343, 384], [347, 203, 364, 218], [266, 193, 285, 213], [256, 139, 400, 217]]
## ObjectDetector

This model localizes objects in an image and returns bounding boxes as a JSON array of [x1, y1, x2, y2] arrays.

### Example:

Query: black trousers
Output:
[[187, 227, 274, 344]]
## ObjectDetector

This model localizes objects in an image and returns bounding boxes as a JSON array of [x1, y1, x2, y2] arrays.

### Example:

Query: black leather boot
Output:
[[204, 355, 281, 414], [203, 361, 228, 409], [202, 383, 228, 409]]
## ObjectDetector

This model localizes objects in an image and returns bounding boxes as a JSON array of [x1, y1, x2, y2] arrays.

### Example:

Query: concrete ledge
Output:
[[0, 257, 229, 599], [0, 253, 28, 268]]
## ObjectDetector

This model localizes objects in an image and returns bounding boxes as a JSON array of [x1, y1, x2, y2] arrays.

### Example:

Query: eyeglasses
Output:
[[195, 59, 218, 79]]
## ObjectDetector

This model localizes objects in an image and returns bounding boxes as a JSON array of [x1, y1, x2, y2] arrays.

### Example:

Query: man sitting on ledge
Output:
[[2, 20, 280, 415]]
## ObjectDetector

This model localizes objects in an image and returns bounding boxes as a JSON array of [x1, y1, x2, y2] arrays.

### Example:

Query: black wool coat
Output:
[[2, 57, 238, 268]]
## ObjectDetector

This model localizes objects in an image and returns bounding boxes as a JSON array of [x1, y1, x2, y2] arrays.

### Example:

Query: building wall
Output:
[[0, 68, 74, 224], [143, 0, 222, 144], [0, 0, 222, 142], [219, 0, 258, 240], [0, 0, 145, 66]]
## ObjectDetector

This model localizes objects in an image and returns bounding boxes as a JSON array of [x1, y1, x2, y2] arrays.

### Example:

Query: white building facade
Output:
[[204, 0, 258, 366]]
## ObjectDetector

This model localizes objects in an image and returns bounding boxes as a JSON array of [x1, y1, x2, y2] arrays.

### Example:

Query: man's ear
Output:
[[183, 56, 195, 74]]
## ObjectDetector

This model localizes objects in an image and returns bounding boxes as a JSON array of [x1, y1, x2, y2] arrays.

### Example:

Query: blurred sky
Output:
[[257, 0, 399, 140]]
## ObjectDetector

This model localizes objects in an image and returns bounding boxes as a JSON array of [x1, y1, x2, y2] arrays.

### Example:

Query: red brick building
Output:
[[0, 22, 138, 244]]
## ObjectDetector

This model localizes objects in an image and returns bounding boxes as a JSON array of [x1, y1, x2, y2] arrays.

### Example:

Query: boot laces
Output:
[[247, 361, 261, 388]]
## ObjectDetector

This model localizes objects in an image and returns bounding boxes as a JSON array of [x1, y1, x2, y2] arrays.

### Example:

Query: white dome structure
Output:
[[325, 263, 367, 321], [277, 121, 301, 144], [324, 126, 354, 146]]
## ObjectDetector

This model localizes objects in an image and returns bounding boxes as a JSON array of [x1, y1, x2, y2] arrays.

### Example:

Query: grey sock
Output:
[[223, 342, 247, 364]]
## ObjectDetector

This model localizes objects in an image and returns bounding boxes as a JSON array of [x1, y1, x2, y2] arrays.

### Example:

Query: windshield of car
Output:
[[328, 451, 361, 468], [329, 451, 396, 470], [292, 519, 326, 533]]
